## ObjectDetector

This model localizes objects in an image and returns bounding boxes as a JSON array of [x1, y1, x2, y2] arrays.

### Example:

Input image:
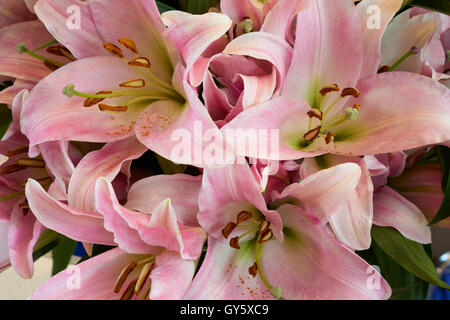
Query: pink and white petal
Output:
[[149, 250, 196, 300], [238, 70, 277, 110], [221, 0, 264, 30], [357, 0, 403, 78], [261, 0, 306, 40], [34, 0, 106, 59], [164, 12, 231, 75], [261, 204, 391, 300], [125, 174, 202, 227], [0, 80, 35, 105], [29, 247, 152, 300], [198, 163, 282, 241], [281, 162, 361, 224], [184, 237, 273, 300], [202, 71, 233, 122], [222, 96, 331, 160], [25, 179, 115, 245], [224, 32, 293, 90], [332, 72, 450, 155], [373, 186, 431, 243], [380, 11, 436, 73], [0, 0, 35, 27], [282, 0, 363, 109], [68, 136, 146, 212], [8, 207, 43, 279], [40, 141, 74, 183], [21, 56, 148, 154], [0, 20, 62, 81]]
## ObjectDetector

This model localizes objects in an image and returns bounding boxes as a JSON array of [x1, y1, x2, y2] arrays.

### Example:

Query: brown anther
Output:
[[236, 211, 253, 224], [303, 125, 321, 141], [352, 104, 360, 112], [258, 229, 273, 243], [128, 57, 151, 69], [83, 91, 112, 107], [43, 60, 59, 71], [377, 65, 390, 73], [0, 164, 26, 175], [248, 262, 258, 278], [119, 79, 145, 88], [98, 104, 128, 112], [6, 146, 28, 157], [114, 261, 137, 293], [229, 236, 240, 250], [340, 87, 360, 98], [410, 46, 419, 55], [120, 279, 138, 300], [135, 262, 153, 294], [16, 158, 46, 168], [103, 43, 124, 58], [118, 38, 138, 54], [307, 108, 323, 120], [257, 219, 270, 235], [19, 201, 29, 210], [140, 282, 152, 300], [319, 84, 340, 96], [221, 222, 237, 239], [325, 132, 336, 145], [46, 46, 66, 56]]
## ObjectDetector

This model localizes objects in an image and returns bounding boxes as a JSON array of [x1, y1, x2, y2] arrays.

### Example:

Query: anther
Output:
[[118, 38, 138, 54], [128, 57, 151, 69], [303, 125, 321, 141], [0, 164, 26, 175], [114, 261, 137, 293], [221, 222, 237, 239], [307, 108, 323, 120], [84, 91, 112, 107], [103, 43, 124, 58], [6, 146, 28, 157], [236, 211, 253, 224], [98, 104, 128, 112], [248, 262, 258, 278], [352, 104, 360, 112], [15, 158, 46, 168], [119, 79, 145, 88], [377, 65, 390, 73], [340, 87, 360, 98], [230, 236, 240, 250], [258, 229, 273, 243], [120, 279, 138, 300], [135, 262, 153, 294], [44, 60, 59, 71], [319, 84, 340, 96], [325, 132, 336, 145], [257, 219, 270, 235], [46, 45, 76, 61]]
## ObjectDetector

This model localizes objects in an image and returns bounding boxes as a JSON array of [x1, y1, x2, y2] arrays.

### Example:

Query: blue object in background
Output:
[[73, 242, 87, 257], [429, 252, 450, 300]]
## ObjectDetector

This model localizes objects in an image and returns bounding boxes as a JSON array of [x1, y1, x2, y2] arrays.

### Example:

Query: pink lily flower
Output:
[[187, 162, 391, 299], [26, 173, 206, 299], [21, 0, 232, 167], [0, 90, 75, 278], [221, 0, 450, 160]]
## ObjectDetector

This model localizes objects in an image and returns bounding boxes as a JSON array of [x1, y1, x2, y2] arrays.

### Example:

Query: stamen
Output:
[[325, 132, 336, 145], [46, 45, 76, 61], [83, 91, 112, 107], [19, 201, 29, 210], [118, 38, 138, 54], [103, 43, 124, 58], [222, 222, 237, 239], [119, 79, 146, 88], [16, 158, 46, 168], [229, 236, 240, 250], [135, 262, 153, 294], [114, 261, 137, 293], [140, 282, 152, 300], [319, 84, 339, 96], [303, 125, 321, 141], [307, 108, 323, 120], [0, 164, 26, 175], [377, 65, 390, 73], [44, 61, 60, 71], [120, 279, 138, 300], [340, 87, 360, 98], [17, 42, 65, 68], [352, 104, 360, 112], [0, 191, 25, 202], [388, 47, 418, 72], [236, 211, 253, 224], [6, 146, 28, 157], [128, 57, 151, 69], [248, 262, 258, 278], [98, 104, 128, 112], [257, 219, 270, 235], [258, 229, 273, 243]]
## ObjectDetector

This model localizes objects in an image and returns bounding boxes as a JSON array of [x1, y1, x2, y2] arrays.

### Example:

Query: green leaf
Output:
[[51, 235, 77, 275], [77, 244, 115, 264], [156, 154, 186, 174], [156, 1, 176, 13], [428, 146, 450, 225], [0, 104, 12, 139], [372, 226, 450, 290], [408, 0, 450, 15], [187, 0, 220, 14]]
